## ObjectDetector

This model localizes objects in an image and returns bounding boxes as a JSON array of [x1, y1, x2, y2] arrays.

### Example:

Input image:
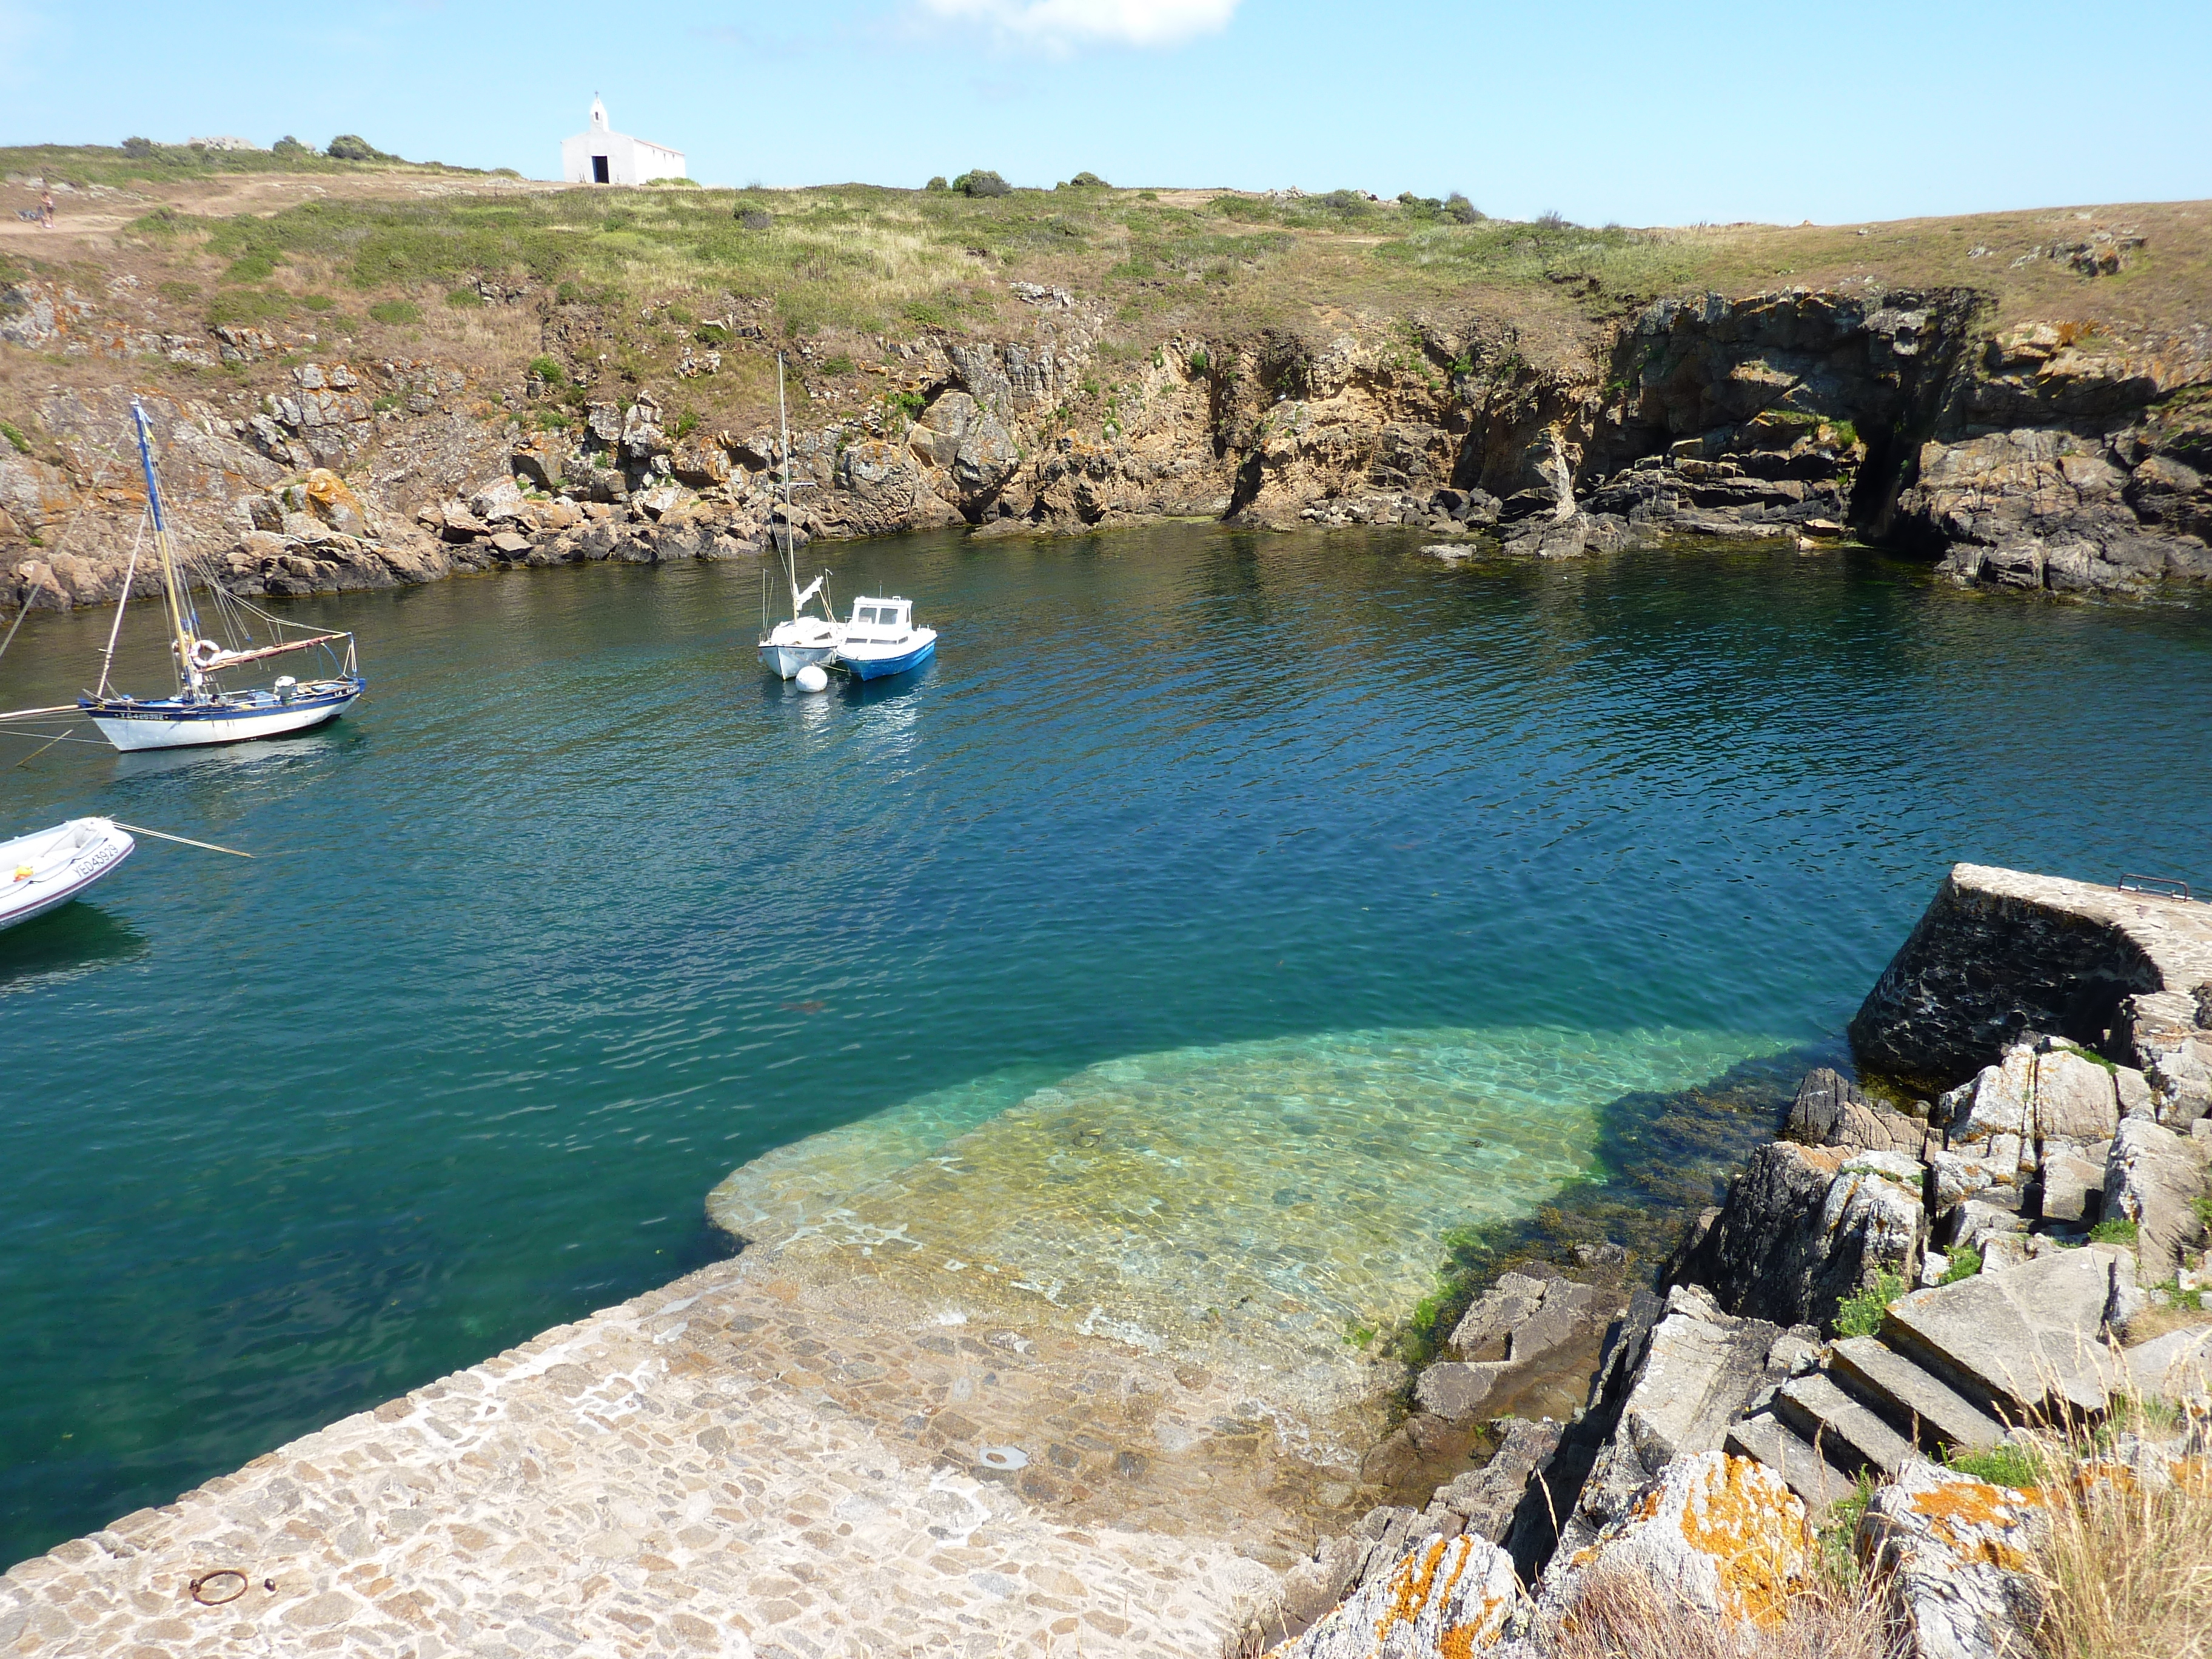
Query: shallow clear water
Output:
[[1, 528, 2206, 1562]]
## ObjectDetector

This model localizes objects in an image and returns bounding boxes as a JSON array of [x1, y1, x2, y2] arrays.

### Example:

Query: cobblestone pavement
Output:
[[1, 1239, 1398, 1659]]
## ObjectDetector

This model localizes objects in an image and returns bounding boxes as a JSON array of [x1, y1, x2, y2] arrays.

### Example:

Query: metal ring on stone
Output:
[[189, 1570, 249, 1606]]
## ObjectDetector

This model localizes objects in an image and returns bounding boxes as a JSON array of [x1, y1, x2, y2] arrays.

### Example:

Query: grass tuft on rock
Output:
[[1833, 1270, 1912, 1338]]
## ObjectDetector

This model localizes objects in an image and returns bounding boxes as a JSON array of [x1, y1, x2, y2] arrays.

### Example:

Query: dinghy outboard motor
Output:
[[274, 676, 298, 704]]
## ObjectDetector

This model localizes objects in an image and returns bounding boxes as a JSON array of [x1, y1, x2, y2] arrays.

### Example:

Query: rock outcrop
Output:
[[1667, 1139, 1925, 1330], [1537, 1451, 1813, 1628], [1416, 1269, 1606, 1423], [8, 271, 2212, 615], [1267, 1533, 1521, 1659], [1858, 1461, 2047, 1659]]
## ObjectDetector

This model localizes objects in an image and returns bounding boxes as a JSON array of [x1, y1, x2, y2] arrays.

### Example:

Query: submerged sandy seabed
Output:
[[710, 1024, 1781, 1456]]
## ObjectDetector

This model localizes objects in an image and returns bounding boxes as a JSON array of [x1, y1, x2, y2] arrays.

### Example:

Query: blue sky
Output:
[[7, 0, 2208, 224]]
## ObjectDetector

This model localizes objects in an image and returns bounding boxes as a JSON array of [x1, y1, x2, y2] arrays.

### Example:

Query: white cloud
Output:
[[919, 0, 1240, 50]]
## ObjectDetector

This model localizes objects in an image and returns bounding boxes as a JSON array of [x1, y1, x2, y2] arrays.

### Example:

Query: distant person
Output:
[[39, 189, 54, 229]]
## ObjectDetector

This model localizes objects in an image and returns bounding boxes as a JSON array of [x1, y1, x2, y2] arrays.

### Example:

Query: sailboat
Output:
[[756, 354, 843, 680], [72, 401, 366, 752]]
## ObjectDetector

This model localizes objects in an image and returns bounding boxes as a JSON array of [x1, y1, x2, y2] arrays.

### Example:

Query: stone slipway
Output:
[[0, 1242, 1347, 1659]]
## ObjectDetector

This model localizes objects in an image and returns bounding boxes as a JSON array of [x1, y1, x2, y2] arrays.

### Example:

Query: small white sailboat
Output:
[[0, 404, 367, 759], [0, 818, 134, 930], [67, 401, 366, 752], [757, 354, 843, 680], [834, 595, 937, 680]]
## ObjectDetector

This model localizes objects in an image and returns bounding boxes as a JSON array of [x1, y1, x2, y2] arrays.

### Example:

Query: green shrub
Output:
[[924, 176, 948, 192], [1187, 347, 1209, 375], [445, 286, 484, 308], [954, 170, 1011, 198], [367, 298, 420, 325], [326, 134, 396, 163], [736, 209, 771, 230], [526, 355, 566, 384], [1940, 1244, 1982, 1284], [1834, 1270, 1911, 1338], [820, 354, 855, 375], [1068, 171, 1108, 188], [2089, 1218, 2140, 1246], [272, 136, 312, 159], [301, 292, 334, 311], [1445, 192, 1483, 224], [1947, 1443, 2041, 1489], [0, 421, 32, 455], [534, 407, 571, 431], [646, 176, 699, 187]]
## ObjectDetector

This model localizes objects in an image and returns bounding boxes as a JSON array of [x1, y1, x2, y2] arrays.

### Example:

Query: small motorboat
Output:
[[0, 818, 135, 930], [833, 595, 937, 680]]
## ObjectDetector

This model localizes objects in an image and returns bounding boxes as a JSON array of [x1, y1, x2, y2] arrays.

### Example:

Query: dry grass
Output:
[[1541, 1564, 1908, 1659], [2019, 1399, 2212, 1659]]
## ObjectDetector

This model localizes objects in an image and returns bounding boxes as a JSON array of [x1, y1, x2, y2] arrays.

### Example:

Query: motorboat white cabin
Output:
[[834, 597, 937, 680]]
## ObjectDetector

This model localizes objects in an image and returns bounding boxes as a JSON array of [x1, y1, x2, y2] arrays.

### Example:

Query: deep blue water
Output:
[[1, 528, 2205, 1564]]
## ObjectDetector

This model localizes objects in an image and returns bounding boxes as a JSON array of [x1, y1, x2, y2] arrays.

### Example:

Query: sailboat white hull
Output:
[[759, 640, 839, 680], [84, 684, 363, 751]]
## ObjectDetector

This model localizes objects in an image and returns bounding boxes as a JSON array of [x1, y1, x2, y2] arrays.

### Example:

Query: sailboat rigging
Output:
[[64, 400, 366, 751], [756, 354, 843, 680]]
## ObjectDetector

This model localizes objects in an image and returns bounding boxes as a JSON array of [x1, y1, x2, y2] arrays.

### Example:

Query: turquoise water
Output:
[[1, 528, 2208, 1562]]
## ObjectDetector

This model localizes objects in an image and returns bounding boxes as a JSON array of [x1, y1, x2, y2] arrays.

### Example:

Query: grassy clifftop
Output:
[[4, 145, 2208, 439]]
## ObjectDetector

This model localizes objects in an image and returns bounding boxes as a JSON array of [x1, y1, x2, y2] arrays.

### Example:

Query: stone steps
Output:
[[1772, 1370, 1918, 1477], [1723, 1251, 2137, 1520], [1724, 1412, 1860, 1521], [1877, 1248, 2125, 1424], [1826, 1335, 2008, 1453]]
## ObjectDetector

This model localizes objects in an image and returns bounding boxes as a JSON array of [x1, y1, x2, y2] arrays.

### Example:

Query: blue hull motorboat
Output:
[[834, 596, 937, 680]]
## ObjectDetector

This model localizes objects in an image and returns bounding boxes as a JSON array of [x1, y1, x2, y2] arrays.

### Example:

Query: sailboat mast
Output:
[[776, 354, 799, 621], [130, 401, 196, 697]]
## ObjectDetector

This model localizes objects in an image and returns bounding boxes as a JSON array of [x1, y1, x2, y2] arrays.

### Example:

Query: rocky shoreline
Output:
[[6, 276, 2212, 620], [1275, 863, 2212, 1658], [6, 862, 2212, 1658]]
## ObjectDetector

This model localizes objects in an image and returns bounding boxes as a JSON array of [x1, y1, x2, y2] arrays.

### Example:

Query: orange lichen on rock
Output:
[[1269, 1532, 1522, 1659], [1905, 1470, 2047, 1571], [1538, 1450, 1812, 1631]]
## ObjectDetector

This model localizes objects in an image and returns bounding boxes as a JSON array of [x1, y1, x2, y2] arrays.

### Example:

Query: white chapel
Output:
[[560, 98, 685, 187]]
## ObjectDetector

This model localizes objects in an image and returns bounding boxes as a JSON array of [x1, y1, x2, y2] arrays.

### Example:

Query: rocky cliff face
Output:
[[7, 270, 2212, 614]]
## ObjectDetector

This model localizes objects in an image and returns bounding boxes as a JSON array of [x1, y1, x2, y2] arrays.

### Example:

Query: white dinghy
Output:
[[0, 819, 135, 931]]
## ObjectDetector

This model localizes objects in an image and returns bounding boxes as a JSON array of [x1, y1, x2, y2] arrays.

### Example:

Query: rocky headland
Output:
[[8, 862, 2212, 1658], [4, 166, 2211, 618]]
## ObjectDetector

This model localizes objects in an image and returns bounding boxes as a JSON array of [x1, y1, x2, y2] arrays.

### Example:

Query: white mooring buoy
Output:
[[795, 663, 830, 693]]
